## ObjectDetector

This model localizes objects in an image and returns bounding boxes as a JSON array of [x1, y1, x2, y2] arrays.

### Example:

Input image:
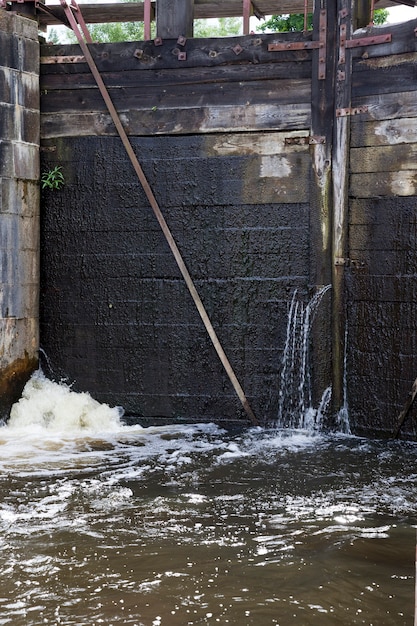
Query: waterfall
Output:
[[336, 322, 351, 434], [276, 285, 332, 431]]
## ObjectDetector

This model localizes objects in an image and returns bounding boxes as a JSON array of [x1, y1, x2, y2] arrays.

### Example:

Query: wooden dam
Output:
[[1, 0, 417, 437]]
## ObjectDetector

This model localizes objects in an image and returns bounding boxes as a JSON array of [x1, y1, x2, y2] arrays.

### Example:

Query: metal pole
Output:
[[144, 0, 151, 40], [243, 0, 251, 34], [59, 0, 259, 426]]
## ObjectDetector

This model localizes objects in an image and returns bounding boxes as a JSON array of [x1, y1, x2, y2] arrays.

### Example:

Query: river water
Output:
[[0, 372, 415, 625]]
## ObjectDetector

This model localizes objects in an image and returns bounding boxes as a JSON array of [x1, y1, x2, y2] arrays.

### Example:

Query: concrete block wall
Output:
[[0, 11, 39, 418]]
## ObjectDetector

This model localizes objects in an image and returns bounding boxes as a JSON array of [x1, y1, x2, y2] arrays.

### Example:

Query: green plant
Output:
[[41, 165, 65, 190]]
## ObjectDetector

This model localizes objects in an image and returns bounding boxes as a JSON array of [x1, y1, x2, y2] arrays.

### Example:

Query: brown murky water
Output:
[[0, 374, 415, 625]]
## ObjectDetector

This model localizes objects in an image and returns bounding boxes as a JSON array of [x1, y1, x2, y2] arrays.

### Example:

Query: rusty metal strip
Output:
[[144, 0, 151, 40], [318, 9, 326, 80], [62, 0, 93, 43], [303, 0, 308, 33], [268, 40, 321, 51], [243, 0, 251, 35], [345, 33, 391, 49], [59, 0, 259, 426], [339, 24, 391, 66]]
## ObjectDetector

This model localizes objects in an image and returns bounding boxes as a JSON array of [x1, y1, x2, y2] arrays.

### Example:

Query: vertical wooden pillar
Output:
[[308, 0, 336, 414], [156, 0, 194, 38], [331, 0, 355, 420]]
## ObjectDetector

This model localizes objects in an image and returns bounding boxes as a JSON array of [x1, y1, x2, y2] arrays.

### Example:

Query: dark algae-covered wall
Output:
[[347, 33, 417, 437], [36, 6, 417, 436], [40, 133, 312, 423], [39, 28, 319, 426]]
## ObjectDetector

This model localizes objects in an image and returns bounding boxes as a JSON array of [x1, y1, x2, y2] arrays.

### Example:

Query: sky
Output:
[[387, 5, 417, 23]]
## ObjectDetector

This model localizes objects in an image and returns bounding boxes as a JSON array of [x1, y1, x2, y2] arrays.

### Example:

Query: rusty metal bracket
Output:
[[339, 24, 391, 65], [232, 44, 243, 55], [268, 10, 327, 80], [336, 105, 368, 117]]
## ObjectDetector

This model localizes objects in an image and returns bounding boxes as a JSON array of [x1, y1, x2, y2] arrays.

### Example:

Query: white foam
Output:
[[8, 370, 124, 433]]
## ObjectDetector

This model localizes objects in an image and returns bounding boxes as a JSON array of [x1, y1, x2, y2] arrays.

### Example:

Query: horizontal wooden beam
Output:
[[36, 0, 401, 28]]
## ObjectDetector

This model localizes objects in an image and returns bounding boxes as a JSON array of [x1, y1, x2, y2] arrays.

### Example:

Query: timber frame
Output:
[[0, 0, 413, 34]]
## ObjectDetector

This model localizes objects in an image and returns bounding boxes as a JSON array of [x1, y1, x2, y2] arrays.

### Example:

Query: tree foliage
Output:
[[259, 14, 313, 32], [194, 18, 242, 38], [259, 9, 388, 33], [84, 21, 148, 43]]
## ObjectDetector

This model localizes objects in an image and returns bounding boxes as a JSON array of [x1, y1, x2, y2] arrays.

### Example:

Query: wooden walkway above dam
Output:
[[1, 0, 417, 436]]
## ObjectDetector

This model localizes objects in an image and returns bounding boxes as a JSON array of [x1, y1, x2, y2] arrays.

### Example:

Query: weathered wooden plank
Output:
[[40, 32, 313, 74], [40, 101, 311, 137], [351, 143, 417, 173], [40, 77, 311, 113], [40, 60, 312, 90], [350, 19, 417, 60], [352, 56, 417, 98], [351, 91, 417, 123], [350, 170, 417, 197], [351, 116, 417, 147]]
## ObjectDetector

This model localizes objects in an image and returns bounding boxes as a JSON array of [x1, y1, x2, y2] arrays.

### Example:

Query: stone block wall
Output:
[[0, 11, 39, 418]]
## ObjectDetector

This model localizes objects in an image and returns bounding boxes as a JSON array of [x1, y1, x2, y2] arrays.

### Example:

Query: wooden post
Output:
[[331, 0, 355, 417], [354, 0, 373, 29], [308, 0, 336, 415], [156, 0, 194, 38]]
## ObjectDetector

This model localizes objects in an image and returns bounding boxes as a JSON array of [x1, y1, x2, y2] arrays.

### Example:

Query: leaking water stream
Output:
[[0, 372, 415, 625]]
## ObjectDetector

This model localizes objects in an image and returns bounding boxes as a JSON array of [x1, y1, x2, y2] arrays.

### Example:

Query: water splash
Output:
[[336, 322, 351, 434], [276, 285, 332, 431], [8, 370, 124, 433]]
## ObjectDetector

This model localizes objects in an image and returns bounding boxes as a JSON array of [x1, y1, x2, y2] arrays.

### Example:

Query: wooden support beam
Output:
[[156, 0, 194, 38], [35, 0, 400, 27]]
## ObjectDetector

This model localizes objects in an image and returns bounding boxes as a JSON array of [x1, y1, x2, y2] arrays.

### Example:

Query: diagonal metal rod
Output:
[[60, 0, 259, 426]]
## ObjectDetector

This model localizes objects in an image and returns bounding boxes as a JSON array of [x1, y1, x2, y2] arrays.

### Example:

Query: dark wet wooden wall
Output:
[[39, 16, 417, 435], [40, 31, 317, 425], [347, 19, 417, 437]]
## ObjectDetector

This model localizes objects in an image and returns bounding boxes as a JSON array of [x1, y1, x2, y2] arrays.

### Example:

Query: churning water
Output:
[[0, 371, 415, 625]]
